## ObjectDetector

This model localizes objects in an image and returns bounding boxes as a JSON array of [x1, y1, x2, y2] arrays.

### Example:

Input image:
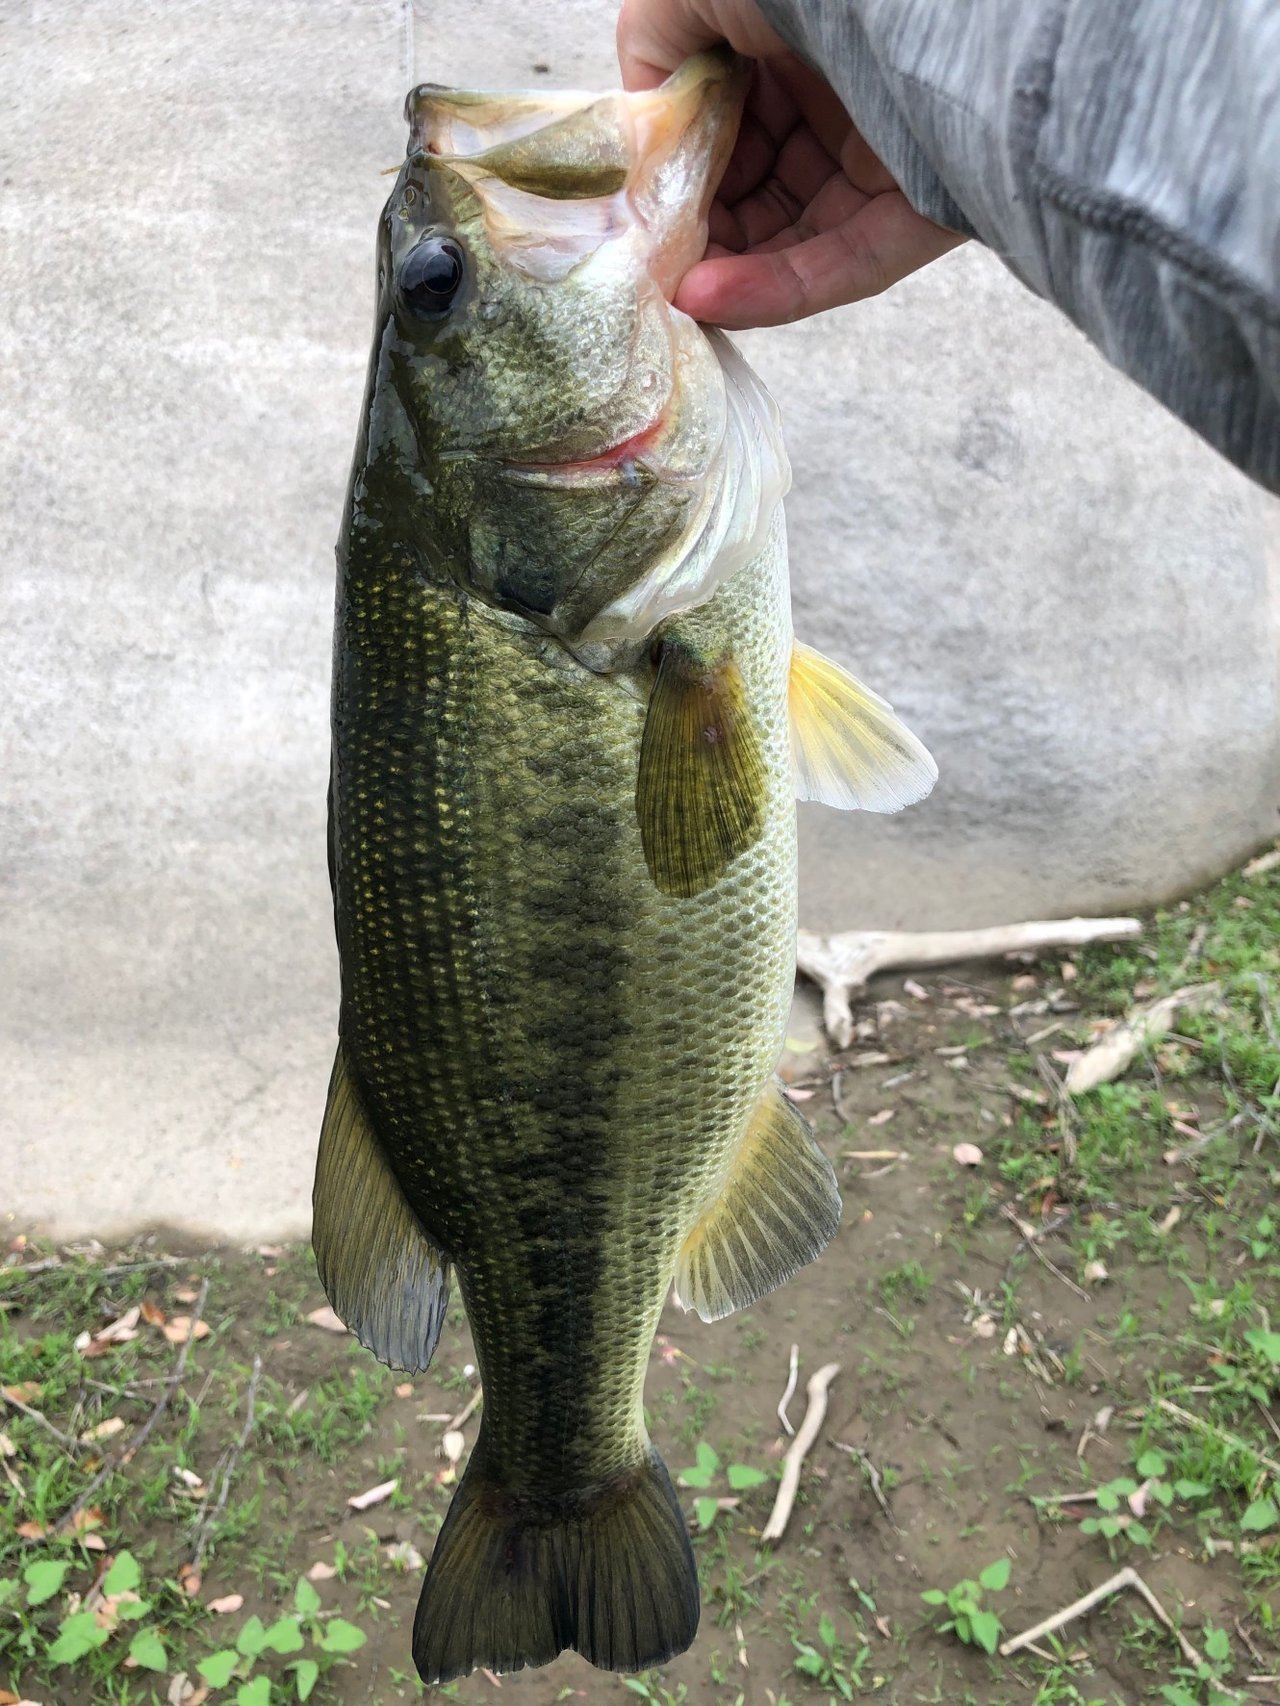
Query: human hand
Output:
[[617, 0, 965, 328]]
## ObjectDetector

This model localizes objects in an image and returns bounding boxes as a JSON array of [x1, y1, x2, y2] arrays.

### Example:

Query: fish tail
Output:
[[412, 1432, 698, 1684]]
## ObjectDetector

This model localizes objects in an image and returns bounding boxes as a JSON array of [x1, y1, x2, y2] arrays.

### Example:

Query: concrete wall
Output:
[[3, 0, 1276, 1239]]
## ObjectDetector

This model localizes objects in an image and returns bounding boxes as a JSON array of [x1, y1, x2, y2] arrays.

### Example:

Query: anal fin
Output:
[[790, 639, 937, 812], [312, 1046, 451, 1374], [636, 631, 767, 898], [673, 1082, 841, 1322]]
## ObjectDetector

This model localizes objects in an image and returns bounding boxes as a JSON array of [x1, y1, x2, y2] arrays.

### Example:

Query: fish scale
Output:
[[334, 510, 797, 1493]]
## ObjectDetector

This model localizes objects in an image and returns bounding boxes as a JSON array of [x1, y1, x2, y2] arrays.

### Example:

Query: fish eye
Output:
[[399, 235, 466, 319]]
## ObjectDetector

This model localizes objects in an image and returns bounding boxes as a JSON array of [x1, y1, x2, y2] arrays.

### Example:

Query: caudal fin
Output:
[[412, 1439, 699, 1684]]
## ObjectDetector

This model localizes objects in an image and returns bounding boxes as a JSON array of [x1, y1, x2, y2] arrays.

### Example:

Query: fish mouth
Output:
[[502, 408, 673, 485]]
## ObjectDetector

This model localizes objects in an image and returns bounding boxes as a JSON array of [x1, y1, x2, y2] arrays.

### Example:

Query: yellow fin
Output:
[[673, 1083, 841, 1322], [312, 1047, 451, 1374], [636, 638, 767, 898], [789, 640, 937, 812]]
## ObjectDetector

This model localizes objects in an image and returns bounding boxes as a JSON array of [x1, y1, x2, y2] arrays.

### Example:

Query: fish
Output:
[[314, 47, 936, 1688]]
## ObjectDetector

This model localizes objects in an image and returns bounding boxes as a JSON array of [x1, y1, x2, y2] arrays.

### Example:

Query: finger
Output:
[[673, 195, 966, 327], [748, 169, 870, 253], [766, 57, 897, 197], [616, 0, 789, 89], [728, 131, 846, 247]]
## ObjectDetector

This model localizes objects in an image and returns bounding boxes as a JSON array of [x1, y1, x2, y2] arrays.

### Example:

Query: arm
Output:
[[620, 0, 1280, 493]]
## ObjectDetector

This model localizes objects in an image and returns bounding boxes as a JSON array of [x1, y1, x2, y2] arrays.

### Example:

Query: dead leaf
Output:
[[306, 1560, 337, 1581], [347, 1477, 398, 1511], [162, 1316, 211, 1346], [82, 1533, 106, 1551], [71, 1507, 104, 1536], [208, 1593, 244, 1615], [169, 1674, 210, 1706], [305, 1306, 347, 1335], [177, 1561, 202, 1596], [140, 1300, 166, 1327], [441, 1430, 465, 1464], [1083, 1260, 1109, 1286], [782, 1086, 815, 1102], [77, 1306, 142, 1356], [384, 1539, 425, 1570], [903, 978, 929, 1000], [257, 1244, 283, 1258], [1060, 960, 1077, 982], [173, 1467, 204, 1492], [1155, 1205, 1182, 1236], [867, 1108, 895, 1127], [80, 1416, 126, 1443], [1010, 974, 1038, 993], [481, 1670, 503, 1688], [16, 1520, 45, 1540], [394, 1383, 413, 1399], [173, 1286, 199, 1304], [0, 1431, 15, 1458], [952, 1142, 983, 1166], [4, 1383, 43, 1404], [972, 1314, 997, 1339], [1128, 1479, 1152, 1519]]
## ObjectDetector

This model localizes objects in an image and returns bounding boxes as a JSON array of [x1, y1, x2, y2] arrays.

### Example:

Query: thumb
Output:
[[616, 0, 789, 89]]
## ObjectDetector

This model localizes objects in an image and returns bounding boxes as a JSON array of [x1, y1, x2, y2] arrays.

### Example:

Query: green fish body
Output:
[[315, 51, 935, 1687]]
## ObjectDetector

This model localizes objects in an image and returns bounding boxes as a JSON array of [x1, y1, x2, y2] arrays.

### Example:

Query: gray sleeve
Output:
[[756, 0, 1280, 493]]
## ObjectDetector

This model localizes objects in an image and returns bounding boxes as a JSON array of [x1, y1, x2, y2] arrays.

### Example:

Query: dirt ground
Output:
[[3, 866, 1279, 1706]]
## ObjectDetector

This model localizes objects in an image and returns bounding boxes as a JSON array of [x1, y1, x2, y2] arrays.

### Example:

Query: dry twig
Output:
[[447, 1386, 483, 1433], [1000, 1565, 1204, 1668], [189, 1354, 262, 1570], [777, 1344, 799, 1437], [1000, 1205, 1089, 1301], [1157, 1397, 1280, 1480], [832, 1440, 899, 1529], [53, 1277, 209, 1537], [761, 1363, 839, 1543], [2, 1390, 86, 1457]]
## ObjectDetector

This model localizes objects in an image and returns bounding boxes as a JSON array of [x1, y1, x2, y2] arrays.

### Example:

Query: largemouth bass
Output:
[[315, 49, 935, 1687]]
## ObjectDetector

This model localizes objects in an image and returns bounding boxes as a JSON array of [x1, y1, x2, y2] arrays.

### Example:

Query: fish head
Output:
[[370, 50, 788, 667]]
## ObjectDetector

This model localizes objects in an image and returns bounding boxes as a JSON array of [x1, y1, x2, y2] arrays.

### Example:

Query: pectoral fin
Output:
[[789, 640, 937, 812], [673, 1083, 841, 1322], [312, 1047, 451, 1374], [636, 635, 767, 898]]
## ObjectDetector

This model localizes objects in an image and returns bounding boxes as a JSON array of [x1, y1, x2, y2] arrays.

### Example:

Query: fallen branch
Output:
[[761, 1362, 839, 1543], [796, 919, 1141, 1049], [1065, 984, 1220, 1096], [777, 1344, 799, 1437], [188, 1353, 262, 1570], [1000, 1565, 1204, 1669], [53, 1277, 209, 1537]]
